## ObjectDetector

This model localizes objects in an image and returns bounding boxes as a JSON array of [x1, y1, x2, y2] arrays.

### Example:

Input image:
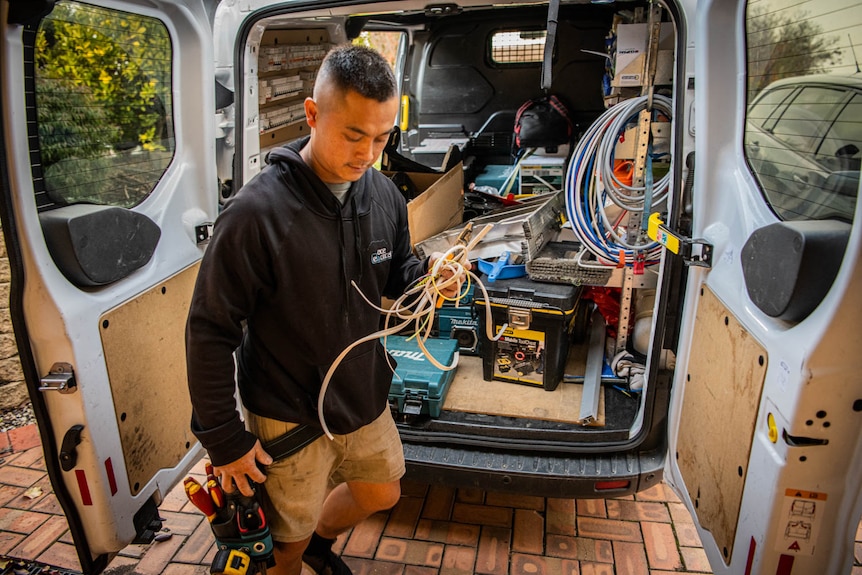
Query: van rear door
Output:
[[665, 0, 862, 572], [0, 1, 217, 572]]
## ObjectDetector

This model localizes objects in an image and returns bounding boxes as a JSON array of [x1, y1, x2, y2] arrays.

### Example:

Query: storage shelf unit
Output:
[[256, 29, 332, 150]]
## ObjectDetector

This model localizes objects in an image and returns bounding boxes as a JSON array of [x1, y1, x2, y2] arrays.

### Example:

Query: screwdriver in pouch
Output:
[[184, 477, 217, 521]]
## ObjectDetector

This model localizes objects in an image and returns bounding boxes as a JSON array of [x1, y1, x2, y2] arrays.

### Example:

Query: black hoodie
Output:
[[186, 137, 427, 465]]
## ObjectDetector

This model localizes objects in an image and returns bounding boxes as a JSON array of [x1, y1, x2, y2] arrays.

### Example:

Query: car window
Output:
[[744, 0, 861, 222], [33, 1, 174, 209]]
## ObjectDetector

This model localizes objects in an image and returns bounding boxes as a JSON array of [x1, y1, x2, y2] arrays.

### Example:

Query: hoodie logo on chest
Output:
[[371, 247, 393, 265]]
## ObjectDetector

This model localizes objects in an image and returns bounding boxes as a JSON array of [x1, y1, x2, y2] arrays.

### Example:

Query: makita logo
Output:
[[371, 247, 393, 264], [390, 350, 425, 362]]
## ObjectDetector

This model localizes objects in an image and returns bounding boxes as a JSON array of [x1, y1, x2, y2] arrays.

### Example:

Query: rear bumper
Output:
[[401, 441, 666, 498]]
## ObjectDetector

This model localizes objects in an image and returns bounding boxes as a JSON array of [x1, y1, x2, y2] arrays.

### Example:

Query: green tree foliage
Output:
[[35, 1, 172, 165]]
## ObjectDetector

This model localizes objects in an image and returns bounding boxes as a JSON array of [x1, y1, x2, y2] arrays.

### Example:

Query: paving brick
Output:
[[0, 531, 24, 555], [579, 562, 613, 575], [118, 542, 149, 559], [414, 519, 480, 546], [421, 484, 455, 521], [8, 424, 40, 453], [635, 483, 678, 503], [59, 529, 74, 544], [612, 540, 649, 575], [400, 479, 429, 498], [485, 491, 544, 511], [35, 540, 82, 572], [0, 508, 49, 534], [0, 465, 45, 488], [0, 484, 24, 507], [680, 546, 711, 572], [8, 514, 69, 560], [642, 521, 681, 570], [6, 475, 53, 511], [162, 564, 210, 575], [0, 432, 11, 455], [452, 502, 512, 528], [546, 498, 575, 536], [675, 520, 703, 548], [546, 535, 612, 563], [511, 553, 550, 575], [385, 496, 424, 539], [134, 534, 187, 575], [344, 511, 388, 558], [605, 500, 670, 523], [668, 502, 695, 525], [577, 499, 606, 518], [440, 544, 476, 575], [513, 509, 543, 554], [333, 529, 350, 555], [104, 555, 140, 573], [404, 567, 436, 575], [376, 537, 443, 567], [576, 517, 642, 543], [171, 518, 216, 564], [475, 526, 510, 575], [161, 509, 205, 536], [343, 556, 404, 575], [7, 447, 45, 470], [455, 487, 485, 504], [161, 481, 194, 512]]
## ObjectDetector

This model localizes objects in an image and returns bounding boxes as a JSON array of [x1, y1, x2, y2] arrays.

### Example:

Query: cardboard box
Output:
[[385, 163, 464, 245], [613, 22, 675, 87]]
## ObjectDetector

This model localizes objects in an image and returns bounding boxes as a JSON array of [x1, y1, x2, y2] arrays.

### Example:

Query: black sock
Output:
[[305, 531, 335, 556]]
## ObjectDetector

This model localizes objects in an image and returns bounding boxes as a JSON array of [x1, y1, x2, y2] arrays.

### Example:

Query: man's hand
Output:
[[429, 252, 472, 299], [213, 440, 273, 497]]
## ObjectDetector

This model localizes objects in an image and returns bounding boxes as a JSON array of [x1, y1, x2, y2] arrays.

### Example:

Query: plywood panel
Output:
[[443, 355, 605, 426], [676, 285, 767, 564], [100, 263, 199, 495]]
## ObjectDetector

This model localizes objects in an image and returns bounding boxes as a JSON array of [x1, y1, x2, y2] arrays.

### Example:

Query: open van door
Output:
[[665, 0, 862, 573], [0, 1, 217, 572]]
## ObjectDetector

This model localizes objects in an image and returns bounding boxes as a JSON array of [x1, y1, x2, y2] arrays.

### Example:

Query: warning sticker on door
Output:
[[775, 489, 827, 555]]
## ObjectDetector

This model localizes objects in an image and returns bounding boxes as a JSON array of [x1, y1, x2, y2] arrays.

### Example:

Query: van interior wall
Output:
[[410, 4, 620, 154]]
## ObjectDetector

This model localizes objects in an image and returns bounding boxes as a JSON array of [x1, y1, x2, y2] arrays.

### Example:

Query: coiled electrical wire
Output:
[[317, 224, 507, 439], [565, 94, 673, 266]]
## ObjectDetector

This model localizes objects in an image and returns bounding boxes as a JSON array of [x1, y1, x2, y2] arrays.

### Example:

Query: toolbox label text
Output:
[[390, 350, 425, 362]]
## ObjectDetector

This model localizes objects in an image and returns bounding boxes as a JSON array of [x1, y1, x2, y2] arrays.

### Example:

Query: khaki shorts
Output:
[[245, 409, 405, 543]]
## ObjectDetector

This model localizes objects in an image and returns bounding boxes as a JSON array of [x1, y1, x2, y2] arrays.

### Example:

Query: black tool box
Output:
[[386, 335, 459, 417], [474, 276, 581, 391]]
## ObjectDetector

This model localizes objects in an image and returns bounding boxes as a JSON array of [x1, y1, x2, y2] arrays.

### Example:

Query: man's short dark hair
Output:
[[318, 44, 397, 102]]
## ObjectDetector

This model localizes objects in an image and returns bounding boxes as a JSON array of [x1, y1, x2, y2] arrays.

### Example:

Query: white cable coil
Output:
[[317, 224, 507, 439], [565, 94, 673, 267]]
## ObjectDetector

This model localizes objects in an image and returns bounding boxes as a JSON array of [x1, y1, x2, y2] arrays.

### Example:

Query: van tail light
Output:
[[594, 480, 631, 491]]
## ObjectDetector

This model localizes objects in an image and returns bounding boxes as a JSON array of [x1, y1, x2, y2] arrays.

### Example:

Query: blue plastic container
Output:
[[386, 335, 459, 418]]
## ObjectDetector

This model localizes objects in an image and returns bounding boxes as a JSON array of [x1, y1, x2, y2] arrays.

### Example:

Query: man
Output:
[[186, 45, 461, 575]]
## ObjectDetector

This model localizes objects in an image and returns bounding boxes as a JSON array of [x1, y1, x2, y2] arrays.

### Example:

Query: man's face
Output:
[[302, 87, 399, 184]]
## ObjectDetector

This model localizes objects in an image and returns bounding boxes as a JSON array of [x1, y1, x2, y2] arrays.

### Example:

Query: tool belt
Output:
[[262, 423, 323, 463]]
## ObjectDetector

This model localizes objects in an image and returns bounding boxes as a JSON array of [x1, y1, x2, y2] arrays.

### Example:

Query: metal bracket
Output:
[[195, 222, 214, 245], [647, 213, 713, 268], [39, 362, 77, 394]]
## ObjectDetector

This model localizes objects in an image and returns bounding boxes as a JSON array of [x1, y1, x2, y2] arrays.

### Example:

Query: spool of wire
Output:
[[565, 94, 673, 267]]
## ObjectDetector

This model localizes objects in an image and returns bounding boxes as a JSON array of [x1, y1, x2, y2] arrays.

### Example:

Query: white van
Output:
[[0, 0, 860, 574]]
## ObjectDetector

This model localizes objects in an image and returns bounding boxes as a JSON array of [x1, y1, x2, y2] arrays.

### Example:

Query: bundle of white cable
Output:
[[565, 94, 673, 267], [317, 223, 507, 439]]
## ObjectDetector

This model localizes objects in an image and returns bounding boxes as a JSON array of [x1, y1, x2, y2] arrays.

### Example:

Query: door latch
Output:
[[39, 362, 77, 394], [59, 424, 84, 471], [195, 222, 214, 245], [647, 213, 713, 268]]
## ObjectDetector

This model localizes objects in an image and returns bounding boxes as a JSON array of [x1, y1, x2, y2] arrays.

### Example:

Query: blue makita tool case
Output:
[[385, 335, 460, 418], [432, 283, 481, 355]]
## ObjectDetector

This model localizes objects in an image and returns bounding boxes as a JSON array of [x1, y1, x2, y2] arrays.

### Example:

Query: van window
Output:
[[490, 30, 547, 64], [744, 0, 862, 222], [33, 1, 174, 209]]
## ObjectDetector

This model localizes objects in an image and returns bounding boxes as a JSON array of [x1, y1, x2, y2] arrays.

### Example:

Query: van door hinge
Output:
[[39, 362, 77, 394], [195, 222, 214, 245], [647, 213, 713, 268]]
